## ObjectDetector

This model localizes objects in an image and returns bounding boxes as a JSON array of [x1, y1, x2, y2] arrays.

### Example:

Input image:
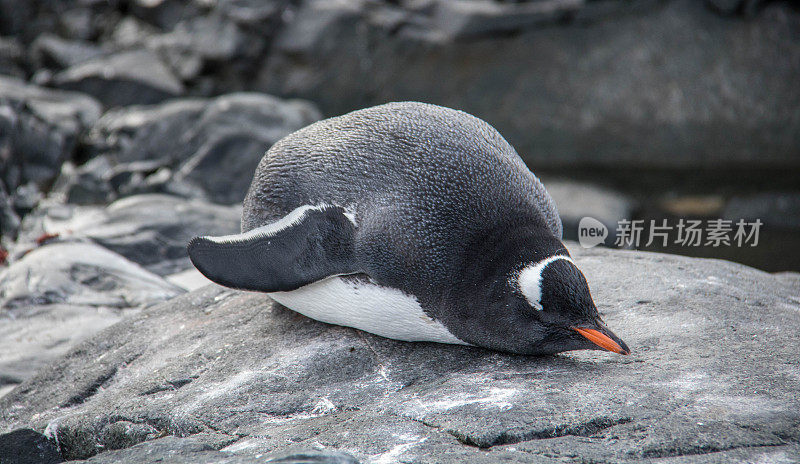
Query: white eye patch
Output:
[[514, 255, 575, 311]]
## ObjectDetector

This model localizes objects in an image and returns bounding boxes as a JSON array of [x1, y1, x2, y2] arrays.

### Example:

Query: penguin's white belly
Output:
[[268, 275, 467, 345]]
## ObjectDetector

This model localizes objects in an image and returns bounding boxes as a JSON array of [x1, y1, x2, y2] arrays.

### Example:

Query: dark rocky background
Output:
[[1, 0, 799, 271], [1, 0, 800, 463]]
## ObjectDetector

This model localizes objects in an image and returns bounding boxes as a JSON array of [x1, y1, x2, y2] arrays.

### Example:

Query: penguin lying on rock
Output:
[[188, 102, 629, 356]]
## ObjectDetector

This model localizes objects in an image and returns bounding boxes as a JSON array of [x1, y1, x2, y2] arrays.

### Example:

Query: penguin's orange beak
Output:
[[571, 326, 630, 355]]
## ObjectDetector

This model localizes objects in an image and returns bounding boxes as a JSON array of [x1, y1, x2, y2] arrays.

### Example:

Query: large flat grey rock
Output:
[[1, 246, 798, 462], [59, 436, 359, 464]]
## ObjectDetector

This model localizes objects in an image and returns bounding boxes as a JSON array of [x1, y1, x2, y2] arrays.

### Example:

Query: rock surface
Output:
[[1, 1, 798, 462], [1, 245, 798, 463], [0, 428, 63, 464], [82, 94, 321, 204], [62, 436, 360, 464], [0, 241, 182, 309], [31, 34, 105, 70], [16, 195, 242, 276], [0, 76, 102, 193], [51, 49, 185, 108], [0, 241, 183, 393], [0, 37, 25, 79]]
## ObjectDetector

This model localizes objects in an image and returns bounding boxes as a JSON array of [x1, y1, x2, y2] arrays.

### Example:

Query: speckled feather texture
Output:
[[229, 102, 573, 351], [243, 102, 561, 236], [191, 101, 601, 353], [243, 101, 561, 286]]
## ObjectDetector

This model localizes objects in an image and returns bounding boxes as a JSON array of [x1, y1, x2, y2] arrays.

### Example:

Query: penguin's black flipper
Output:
[[188, 205, 359, 292]]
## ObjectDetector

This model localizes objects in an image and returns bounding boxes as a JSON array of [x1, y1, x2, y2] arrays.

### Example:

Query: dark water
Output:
[[537, 166, 800, 273]]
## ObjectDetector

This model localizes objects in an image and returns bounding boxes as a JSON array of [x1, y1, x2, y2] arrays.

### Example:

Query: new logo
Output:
[[578, 217, 608, 248]]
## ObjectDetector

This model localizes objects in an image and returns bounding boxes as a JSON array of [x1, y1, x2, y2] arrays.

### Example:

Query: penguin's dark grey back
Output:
[[242, 102, 561, 300], [243, 101, 560, 236]]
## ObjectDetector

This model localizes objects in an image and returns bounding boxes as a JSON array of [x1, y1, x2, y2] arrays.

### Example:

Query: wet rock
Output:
[[17, 194, 241, 276], [10, 182, 44, 218], [0, 76, 102, 192], [145, 13, 249, 66], [0, 428, 62, 464], [0, 241, 182, 309], [1, 246, 798, 462], [544, 180, 634, 247], [84, 93, 320, 204], [31, 34, 105, 70], [51, 49, 184, 108], [259, 0, 800, 172], [216, 0, 291, 28], [423, 0, 583, 41], [0, 37, 25, 79], [128, 0, 203, 30], [0, 0, 120, 42], [0, 241, 182, 393], [50, 156, 116, 205], [0, 181, 20, 241], [108, 16, 157, 48]]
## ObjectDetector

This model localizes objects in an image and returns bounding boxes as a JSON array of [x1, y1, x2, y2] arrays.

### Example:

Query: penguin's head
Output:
[[513, 253, 630, 355]]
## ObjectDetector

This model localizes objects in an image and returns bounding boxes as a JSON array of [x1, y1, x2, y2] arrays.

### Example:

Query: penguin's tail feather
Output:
[[187, 204, 359, 292]]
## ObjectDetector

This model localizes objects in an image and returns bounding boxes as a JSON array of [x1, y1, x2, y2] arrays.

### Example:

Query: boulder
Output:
[[0, 241, 182, 309], [1, 246, 798, 462], [0, 0, 121, 41], [50, 157, 116, 205], [0, 241, 182, 396], [31, 34, 105, 70], [51, 49, 184, 108], [83, 94, 320, 204], [127, 0, 204, 30], [216, 0, 291, 28], [0, 181, 20, 242], [0, 429, 62, 464], [0, 76, 102, 193], [16, 194, 241, 276], [258, 0, 800, 173], [0, 37, 25, 79], [145, 13, 249, 67], [109, 16, 161, 50]]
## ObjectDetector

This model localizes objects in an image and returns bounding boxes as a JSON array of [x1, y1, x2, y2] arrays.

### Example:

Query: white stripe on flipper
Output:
[[514, 255, 575, 311], [202, 204, 330, 245]]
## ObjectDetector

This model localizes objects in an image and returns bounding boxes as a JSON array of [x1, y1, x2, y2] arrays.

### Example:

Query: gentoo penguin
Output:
[[188, 102, 629, 356]]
